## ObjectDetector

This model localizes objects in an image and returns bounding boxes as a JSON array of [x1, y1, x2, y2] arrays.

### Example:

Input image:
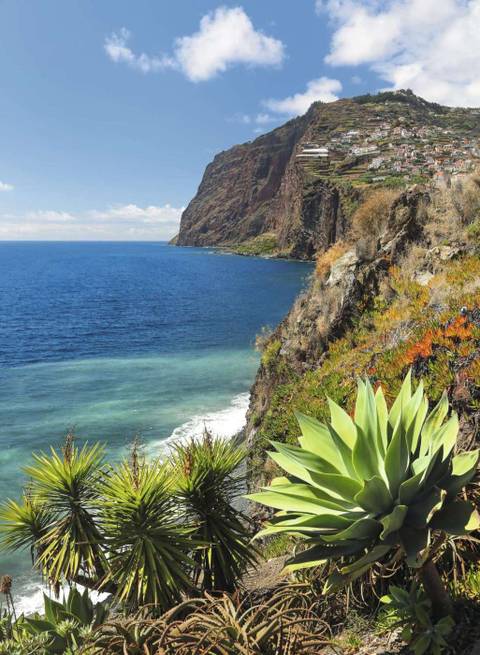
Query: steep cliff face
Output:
[[176, 91, 480, 259], [176, 115, 309, 248]]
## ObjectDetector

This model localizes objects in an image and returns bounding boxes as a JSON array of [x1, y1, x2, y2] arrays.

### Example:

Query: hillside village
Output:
[[296, 92, 480, 186]]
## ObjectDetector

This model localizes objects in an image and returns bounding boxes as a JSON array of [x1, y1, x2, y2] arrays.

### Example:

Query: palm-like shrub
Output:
[[0, 440, 105, 586], [99, 456, 194, 610], [248, 372, 479, 616], [169, 433, 257, 591]]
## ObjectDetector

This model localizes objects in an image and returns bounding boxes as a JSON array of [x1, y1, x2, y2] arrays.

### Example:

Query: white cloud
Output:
[[104, 28, 176, 73], [89, 203, 183, 225], [174, 7, 284, 82], [25, 210, 76, 222], [105, 7, 285, 82], [263, 76, 342, 116], [0, 181, 14, 192], [321, 0, 480, 107], [254, 112, 276, 124], [0, 204, 184, 241], [228, 113, 252, 124]]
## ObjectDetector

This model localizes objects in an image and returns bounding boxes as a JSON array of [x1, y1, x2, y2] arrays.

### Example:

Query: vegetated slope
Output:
[[245, 176, 480, 487], [176, 90, 480, 259]]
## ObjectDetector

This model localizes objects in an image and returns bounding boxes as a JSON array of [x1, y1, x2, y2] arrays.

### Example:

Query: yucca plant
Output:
[[99, 450, 195, 610], [169, 432, 257, 591], [0, 437, 106, 587], [248, 372, 480, 618]]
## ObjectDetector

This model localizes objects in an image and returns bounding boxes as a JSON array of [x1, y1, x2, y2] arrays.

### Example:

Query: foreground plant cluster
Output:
[[0, 371, 478, 654]]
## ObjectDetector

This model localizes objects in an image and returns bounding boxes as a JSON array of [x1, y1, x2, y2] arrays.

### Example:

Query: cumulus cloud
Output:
[[320, 0, 480, 107], [0, 181, 14, 192], [174, 7, 284, 81], [263, 76, 342, 116], [104, 28, 176, 73], [105, 7, 285, 81], [0, 203, 185, 241]]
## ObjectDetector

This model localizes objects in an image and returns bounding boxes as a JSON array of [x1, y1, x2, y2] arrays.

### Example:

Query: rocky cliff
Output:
[[176, 90, 480, 259], [245, 179, 480, 488]]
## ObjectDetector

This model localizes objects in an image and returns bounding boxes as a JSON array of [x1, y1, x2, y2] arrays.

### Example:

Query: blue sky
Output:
[[1, 0, 478, 240]]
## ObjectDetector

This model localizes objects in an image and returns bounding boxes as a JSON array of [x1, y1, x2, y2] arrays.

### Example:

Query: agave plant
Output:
[[17, 587, 109, 655], [248, 372, 480, 617], [0, 438, 106, 587], [169, 432, 258, 591], [99, 453, 195, 610]]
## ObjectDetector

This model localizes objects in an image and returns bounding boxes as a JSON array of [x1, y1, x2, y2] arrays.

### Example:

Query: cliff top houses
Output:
[[296, 120, 480, 185]]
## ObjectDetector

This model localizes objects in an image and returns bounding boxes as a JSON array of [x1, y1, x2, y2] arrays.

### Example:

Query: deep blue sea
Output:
[[0, 241, 312, 610]]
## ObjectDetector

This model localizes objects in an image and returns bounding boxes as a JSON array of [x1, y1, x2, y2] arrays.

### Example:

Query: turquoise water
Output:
[[0, 241, 312, 610]]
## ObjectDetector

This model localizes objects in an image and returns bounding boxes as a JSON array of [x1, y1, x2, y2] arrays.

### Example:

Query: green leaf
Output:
[[419, 391, 449, 457], [328, 424, 358, 480], [399, 470, 425, 505], [327, 397, 357, 449], [353, 425, 382, 481], [270, 441, 340, 475], [431, 413, 459, 461], [385, 417, 410, 497], [246, 487, 346, 515], [340, 544, 391, 574], [412, 632, 431, 655], [399, 526, 429, 568], [407, 487, 446, 528], [285, 540, 366, 570], [380, 505, 408, 540], [411, 397, 429, 454], [323, 563, 373, 594], [355, 476, 393, 514], [389, 369, 412, 431], [375, 386, 389, 455], [295, 412, 348, 474], [443, 449, 479, 498], [320, 517, 381, 543], [430, 500, 480, 535]]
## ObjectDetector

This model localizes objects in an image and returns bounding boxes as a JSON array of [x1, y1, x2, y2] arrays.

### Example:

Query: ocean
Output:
[[0, 241, 312, 612]]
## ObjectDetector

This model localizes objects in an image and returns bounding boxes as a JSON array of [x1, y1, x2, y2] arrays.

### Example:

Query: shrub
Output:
[[261, 339, 282, 369], [350, 189, 398, 240], [451, 175, 480, 225], [315, 242, 349, 279], [84, 587, 331, 654], [0, 434, 251, 613], [169, 433, 257, 592], [380, 582, 454, 654]]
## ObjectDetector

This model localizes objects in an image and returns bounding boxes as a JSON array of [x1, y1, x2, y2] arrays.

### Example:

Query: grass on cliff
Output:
[[232, 233, 280, 257]]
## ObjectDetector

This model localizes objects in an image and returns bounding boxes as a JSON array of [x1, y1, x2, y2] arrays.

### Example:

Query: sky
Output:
[[1, 0, 479, 241]]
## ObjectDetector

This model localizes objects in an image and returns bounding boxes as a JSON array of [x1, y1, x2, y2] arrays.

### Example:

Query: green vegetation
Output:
[[0, 587, 108, 655], [250, 254, 480, 469], [0, 433, 253, 614], [81, 585, 330, 654], [249, 372, 479, 618], [380, 584, 454, 655], [261, 338, 281, 369], [169, 436, 257, 591], [232, 233, 279, 257]]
